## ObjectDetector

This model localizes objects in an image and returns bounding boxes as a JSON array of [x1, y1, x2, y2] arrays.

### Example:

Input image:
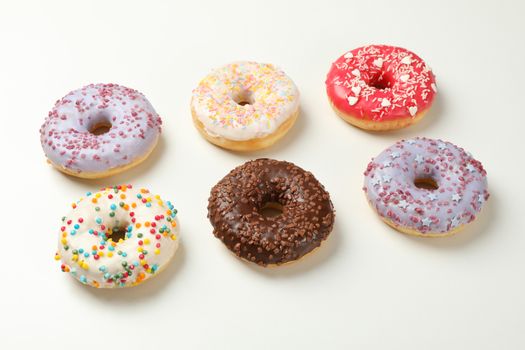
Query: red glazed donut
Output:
[[326, 45, 437, 131]]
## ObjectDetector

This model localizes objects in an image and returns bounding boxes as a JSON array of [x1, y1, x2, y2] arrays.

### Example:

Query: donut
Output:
[[326, 45, 437, 131], [363, 138, 489, 237], [40, 83, 162, 178], [208, 159, 335, 266], [191, 61, 300, 151], [55, 185, 180, 288]]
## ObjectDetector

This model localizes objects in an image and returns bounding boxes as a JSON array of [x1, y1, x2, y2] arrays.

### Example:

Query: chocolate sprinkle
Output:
[[207, 159, 335, 266]]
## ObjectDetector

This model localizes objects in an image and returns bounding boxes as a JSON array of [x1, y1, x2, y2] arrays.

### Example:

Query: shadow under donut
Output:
[[239, 218, 345, 279], [56, 136, 167, 190], [401, 189, 496, 249], [221, 106, 309, 160], [69, 241, 186, 303]]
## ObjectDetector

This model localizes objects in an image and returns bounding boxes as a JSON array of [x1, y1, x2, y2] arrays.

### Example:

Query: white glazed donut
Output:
[[40, 83, 162, 178], [55, 185, 179, 288], [191, 61, 300, 151]]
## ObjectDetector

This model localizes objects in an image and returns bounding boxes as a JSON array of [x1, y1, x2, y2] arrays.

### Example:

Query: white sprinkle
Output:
[[408, 106, 418, 117], [415, 154, 424, 164], [451, 215, 461, 228], [398, 200, 410, 209], [466, 164, 476, 173], [351, 85, 361, 96], [421, 217, 432, 227], [371, 177, 381, 186], [383, 160, 392, 167], [477, 194, 484, 204], [381, 98, 391, 107], [383, 175, 392, 183], [351, 68, 361, 77], [401, 56, 412, 65], [373, 58, 383, 68], [344, 52, 353, 59], [390, 152, 400, 159], [399, 74, 410, 82], [347, 96, 358, 106], [452, 193, 462, 202], [431, 83, 437, 92], [427, 193, 438, 201]]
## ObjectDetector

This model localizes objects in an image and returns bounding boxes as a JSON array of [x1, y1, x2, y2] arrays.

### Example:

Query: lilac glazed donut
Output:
[[363, 137, 489, 237], [40, 83, 162, 179]]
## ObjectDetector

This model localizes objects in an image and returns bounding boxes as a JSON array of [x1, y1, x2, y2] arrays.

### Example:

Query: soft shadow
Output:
[[58, 136, 167, 189], [402, 191, 496, 249], [68, 242, 186, 303], [240, 218, 344, 278]]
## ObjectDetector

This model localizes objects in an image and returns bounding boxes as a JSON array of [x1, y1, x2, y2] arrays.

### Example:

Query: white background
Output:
[[1, 0, 524, 349]]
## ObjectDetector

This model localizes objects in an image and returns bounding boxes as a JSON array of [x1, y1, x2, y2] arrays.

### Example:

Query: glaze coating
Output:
[[363, 138, 489, 235], [208, 159, 335, 265]]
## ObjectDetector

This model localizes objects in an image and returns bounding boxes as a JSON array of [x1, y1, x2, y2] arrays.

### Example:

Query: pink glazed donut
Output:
[[326, 45, 437, 131], [40, 83, 162, 179], [363, 138, 489, 237]]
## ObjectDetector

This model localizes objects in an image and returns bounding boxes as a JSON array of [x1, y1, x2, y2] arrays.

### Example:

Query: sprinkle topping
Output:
[[208, 159, 335, 266], [192, 62, 299, 141], [40, 84, 162, 174], [363, 138, 489, 234], [56, 185, 179, 288], [326, 45, 437, 121]]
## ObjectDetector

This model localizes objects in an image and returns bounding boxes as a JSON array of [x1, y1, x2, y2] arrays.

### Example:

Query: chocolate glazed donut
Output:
[[208, 159, 335, 266]]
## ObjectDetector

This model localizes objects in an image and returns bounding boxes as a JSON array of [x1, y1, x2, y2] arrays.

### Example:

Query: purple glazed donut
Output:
[[40, 83, 162, 179], [363, 137, 489, 237]]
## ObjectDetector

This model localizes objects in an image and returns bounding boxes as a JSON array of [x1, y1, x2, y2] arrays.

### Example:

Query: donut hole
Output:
[[89, 118, 112, 135], [368, 73, 393, 90], [232, 90, 254, 106], [414, 177, 439, 190], [259, 201, 284, 218], [106, 221, 129, 243]]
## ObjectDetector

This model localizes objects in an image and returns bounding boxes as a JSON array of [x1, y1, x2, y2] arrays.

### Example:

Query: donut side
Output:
[[46, 134, 159, 179], [192, 107, 298, 151], [329, 100, 428, 131]]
